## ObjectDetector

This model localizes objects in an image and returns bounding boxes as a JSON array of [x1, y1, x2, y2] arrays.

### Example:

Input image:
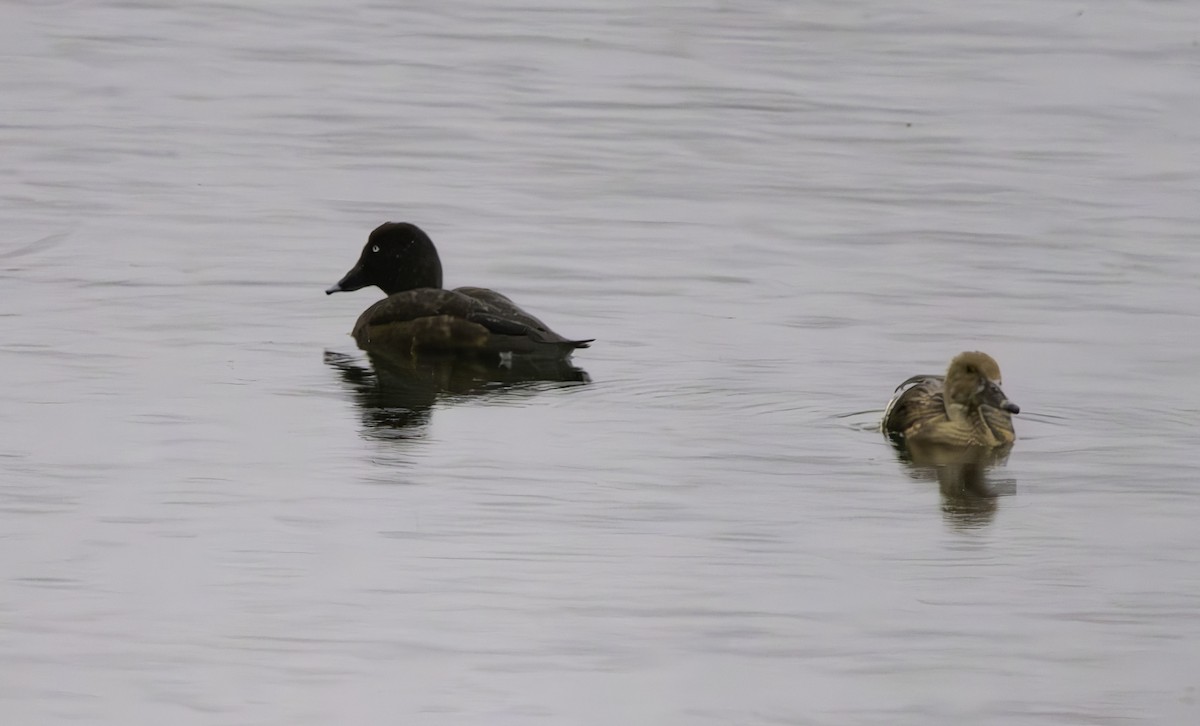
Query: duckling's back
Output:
[[882, 375, 946, 439]]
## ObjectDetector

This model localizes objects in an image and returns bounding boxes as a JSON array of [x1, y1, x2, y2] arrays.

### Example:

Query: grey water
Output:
[[3, 1, 1200, 723]]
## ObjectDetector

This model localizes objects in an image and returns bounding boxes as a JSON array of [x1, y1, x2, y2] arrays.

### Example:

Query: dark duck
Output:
[[326, 222, 592, 362]]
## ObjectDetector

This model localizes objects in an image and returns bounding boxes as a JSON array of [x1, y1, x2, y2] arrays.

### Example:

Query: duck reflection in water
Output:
[[881, 352, 1020, 527], [324, 350, 589, 439]]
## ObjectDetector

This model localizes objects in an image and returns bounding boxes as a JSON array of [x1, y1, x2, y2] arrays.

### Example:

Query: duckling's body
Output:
[[328, 223, 591, 361], [882, 352, 1019, 448]]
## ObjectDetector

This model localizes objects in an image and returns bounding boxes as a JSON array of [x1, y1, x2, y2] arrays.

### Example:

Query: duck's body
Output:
[[327, 223, 591, 361], [882, 352, 1019, 448], [349, 286, 588, 358]]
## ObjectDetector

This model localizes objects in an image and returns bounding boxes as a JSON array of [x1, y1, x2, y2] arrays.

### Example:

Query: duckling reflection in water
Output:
[[894, 442, 1016, 527]]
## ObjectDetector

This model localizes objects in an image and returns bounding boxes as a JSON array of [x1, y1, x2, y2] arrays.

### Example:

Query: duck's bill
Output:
[[325, 264, 368, 295], [983, 380, 1020, 415]]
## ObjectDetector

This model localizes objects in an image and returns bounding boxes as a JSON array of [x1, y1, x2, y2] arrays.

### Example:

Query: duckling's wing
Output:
[[979, 405, 1017, 444], [881, 375, 945, 436], [454, 287, 592, 348], [891, 373, 943, 394]]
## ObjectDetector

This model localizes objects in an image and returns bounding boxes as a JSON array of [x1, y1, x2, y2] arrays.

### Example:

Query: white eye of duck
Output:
[[371, 245, 379, 253]]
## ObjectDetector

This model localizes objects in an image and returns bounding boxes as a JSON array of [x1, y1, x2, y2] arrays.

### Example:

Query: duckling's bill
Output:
[[981, 379, 1020, 414]]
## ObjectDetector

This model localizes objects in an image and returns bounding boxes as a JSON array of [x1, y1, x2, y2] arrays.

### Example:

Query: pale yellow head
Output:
[[943, 351, 1019, 414]]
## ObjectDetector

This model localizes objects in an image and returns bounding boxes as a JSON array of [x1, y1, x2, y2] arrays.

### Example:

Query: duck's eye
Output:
[[964, 365, 975, 374], [371, 245, 379, 253]]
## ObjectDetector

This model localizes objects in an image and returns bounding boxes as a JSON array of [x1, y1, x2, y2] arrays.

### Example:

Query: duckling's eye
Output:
[[371, 245, 379, 253], [964, 365, 976, 374]]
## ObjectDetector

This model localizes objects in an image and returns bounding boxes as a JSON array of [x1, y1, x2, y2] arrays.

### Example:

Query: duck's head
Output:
[[944, 351, 1020, 414], [326, 222, 444, 296]]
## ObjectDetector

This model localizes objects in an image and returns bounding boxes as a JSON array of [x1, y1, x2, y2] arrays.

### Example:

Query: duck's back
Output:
[[351, 286, 590, 359], [452, 287, 569, 341]]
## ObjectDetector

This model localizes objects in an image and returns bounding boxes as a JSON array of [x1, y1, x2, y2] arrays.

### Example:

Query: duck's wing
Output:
[[349, 289, 484, 352], [354, 288, 483, 328], [881, 374, 946, 436], [352, 288, 590, 357], [453, 287, 593, 348]]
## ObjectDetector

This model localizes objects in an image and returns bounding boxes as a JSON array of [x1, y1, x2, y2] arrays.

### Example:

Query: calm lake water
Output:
[[3, 1, 1199, 724]]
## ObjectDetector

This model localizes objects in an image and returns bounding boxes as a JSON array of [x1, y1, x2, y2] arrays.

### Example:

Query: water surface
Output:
[[3, 1, 1200, 723]]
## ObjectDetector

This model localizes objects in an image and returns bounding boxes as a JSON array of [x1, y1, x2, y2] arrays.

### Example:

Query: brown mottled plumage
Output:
[[882, 351, 1019, 448], [327, 223, 592, 361]]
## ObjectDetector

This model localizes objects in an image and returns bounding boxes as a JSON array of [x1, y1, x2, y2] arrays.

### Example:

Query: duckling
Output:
[[882, 351, 1019, 448], [327, 222, 592, 361]]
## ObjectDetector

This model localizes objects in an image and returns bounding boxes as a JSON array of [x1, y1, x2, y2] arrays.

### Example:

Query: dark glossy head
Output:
[[326, 222, 444, 296], [944, 351, 1020, 414]]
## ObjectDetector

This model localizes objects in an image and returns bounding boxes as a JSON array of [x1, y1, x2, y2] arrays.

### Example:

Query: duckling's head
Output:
[[944, 351, 1020, 414], [326, 222, 444, 296]]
